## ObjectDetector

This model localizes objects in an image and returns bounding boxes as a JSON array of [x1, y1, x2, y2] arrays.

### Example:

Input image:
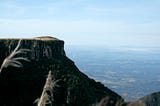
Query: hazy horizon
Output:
[[0, 0, 160, 47]]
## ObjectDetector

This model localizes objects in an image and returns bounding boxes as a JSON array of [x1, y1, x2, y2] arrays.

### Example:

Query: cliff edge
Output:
[[0, 36, 123, 106]]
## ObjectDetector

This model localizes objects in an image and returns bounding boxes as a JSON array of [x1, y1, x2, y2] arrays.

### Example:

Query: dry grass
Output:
[[35, 71, 60, 106], [0, 36, 59, 41], [0, 39, 30, 73]]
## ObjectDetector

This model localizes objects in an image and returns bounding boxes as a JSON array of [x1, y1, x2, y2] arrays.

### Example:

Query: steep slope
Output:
[[0, 36, 123, 106], [128, 91, 160, 106]]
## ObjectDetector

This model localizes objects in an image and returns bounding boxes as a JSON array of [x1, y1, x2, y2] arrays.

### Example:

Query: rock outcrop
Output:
[[0, 36, 123, 106]]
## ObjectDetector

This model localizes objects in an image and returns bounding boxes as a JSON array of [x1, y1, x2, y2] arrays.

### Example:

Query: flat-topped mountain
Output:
[[0, 36, 65, 61], [0, 36, 123, 106]]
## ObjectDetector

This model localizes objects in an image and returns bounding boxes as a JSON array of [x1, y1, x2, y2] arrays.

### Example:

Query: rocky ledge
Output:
[[0, 36, 123, 106]]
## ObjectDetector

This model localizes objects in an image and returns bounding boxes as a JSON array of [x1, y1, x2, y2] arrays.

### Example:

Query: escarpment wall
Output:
[[0, 37, 65, 62]]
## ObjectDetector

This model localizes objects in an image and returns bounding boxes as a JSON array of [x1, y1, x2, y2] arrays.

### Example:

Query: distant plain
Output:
[[65, 45, 160, 101]]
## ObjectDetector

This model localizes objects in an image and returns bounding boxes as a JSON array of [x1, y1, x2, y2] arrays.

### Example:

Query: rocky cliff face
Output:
[[0, 36, 123, 106], [0, 36, 65, 61]]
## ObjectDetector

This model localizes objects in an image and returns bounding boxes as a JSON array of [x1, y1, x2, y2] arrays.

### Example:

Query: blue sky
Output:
[[0, 0, 160, 46]]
